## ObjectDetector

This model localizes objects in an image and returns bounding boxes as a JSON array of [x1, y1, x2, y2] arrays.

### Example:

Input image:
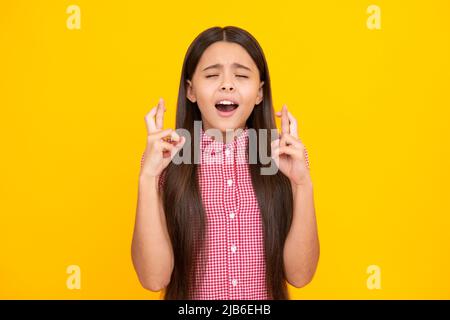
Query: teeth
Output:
[[217, 100, 237, 105]]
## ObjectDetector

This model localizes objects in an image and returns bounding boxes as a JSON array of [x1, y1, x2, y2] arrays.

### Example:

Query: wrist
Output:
[[291, 176, 313, 191], [139, 173, 159, 189]]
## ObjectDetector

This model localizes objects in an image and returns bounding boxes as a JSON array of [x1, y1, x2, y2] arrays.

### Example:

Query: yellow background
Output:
[[1, 0, 449, 299]]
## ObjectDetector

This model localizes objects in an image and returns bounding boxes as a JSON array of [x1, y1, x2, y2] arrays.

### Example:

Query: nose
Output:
[[220, 84, 235, 92], [220, 77, 235, 92]]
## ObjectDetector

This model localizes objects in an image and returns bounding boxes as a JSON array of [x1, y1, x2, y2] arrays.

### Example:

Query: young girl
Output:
[[132, 26, 319, 300]]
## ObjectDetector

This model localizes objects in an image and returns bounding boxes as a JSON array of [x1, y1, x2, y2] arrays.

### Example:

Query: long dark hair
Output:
[[161, 26, 293, 299]]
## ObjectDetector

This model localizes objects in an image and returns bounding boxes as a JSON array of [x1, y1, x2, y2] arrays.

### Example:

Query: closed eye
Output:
[[205, 75, 248, 78]]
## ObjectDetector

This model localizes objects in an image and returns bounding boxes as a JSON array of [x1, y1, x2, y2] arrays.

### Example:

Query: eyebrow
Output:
[[202, 63, 252, 72]]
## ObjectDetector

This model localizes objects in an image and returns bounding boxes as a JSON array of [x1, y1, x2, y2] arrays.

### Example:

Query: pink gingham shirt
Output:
[[144, 126, 268, 299], [189, 126, 268, 300]]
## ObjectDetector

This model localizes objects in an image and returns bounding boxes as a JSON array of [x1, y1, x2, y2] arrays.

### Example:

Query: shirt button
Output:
[[227, 179, 233, 186], [231, 245, 237, 253], [225, 148, 231, 157], [229, 213, 235, 219], [232, 279, 238, 286]]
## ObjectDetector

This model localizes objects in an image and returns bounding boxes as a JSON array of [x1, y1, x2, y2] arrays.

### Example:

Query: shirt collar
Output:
[[200, 126, 249, 150], [199, 126, 249, 164]]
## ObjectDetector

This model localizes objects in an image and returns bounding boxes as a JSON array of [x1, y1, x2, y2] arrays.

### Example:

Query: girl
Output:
[[132, 26, 319, 300]]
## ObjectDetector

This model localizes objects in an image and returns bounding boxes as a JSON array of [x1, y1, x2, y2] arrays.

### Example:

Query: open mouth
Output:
[[214, 99, 239, 114], [215, 103, 239, 112]]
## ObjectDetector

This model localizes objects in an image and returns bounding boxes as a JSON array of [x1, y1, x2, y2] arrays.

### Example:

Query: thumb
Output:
[[172, 136, 186, 154]]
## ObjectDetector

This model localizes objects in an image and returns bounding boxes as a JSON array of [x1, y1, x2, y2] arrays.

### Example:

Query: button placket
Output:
[[230, 136, 248, 298], [222, 142, 240, 299]]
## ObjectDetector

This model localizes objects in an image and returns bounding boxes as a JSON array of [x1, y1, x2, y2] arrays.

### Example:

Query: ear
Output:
[[186, 79, 197, 103], [255, 81, 264, 105]]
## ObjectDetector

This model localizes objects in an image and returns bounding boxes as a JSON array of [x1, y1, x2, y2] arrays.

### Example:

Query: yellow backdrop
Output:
[[1, 0, 449, 299]]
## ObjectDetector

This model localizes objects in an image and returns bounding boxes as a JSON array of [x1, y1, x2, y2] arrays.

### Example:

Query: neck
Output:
[[202, 125, 246, 143]]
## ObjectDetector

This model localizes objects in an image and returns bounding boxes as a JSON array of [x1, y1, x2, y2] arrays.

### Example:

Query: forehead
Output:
[[196, 41, 257, 72]]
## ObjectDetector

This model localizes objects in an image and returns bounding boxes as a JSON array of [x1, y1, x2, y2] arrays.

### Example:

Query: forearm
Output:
[[131, 175, 174, 291], [283, 177, 320, 288]]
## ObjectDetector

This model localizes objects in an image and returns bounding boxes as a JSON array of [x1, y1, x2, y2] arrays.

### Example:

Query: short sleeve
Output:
[[304, 146, 310, 169], [158, 168, 167, 191], [140, 151, 145, 169]]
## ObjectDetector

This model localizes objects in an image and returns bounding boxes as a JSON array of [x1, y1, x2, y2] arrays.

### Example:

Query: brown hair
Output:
[[161, 26, 293, 299]]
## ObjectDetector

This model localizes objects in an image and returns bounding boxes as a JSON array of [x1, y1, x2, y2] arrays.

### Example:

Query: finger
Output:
[[176, 135, 186, 147], [277, 111, 298, 137], [169, 130, 181, 142], [172, 136, 186, 153], [161, 131, 181, 148], [270, 147, 280, 166], [280, 105, 290, 148], [149, 128, 173, 141], [155, 98, 165, 130], [278, 145, 301, 158], [280, 133, 302, 149], [271, 147, 280, 160], [145, 106, 158, 134], [158, 140, 176, 152], [271, 138, 280, 150], [163, 136, 186, 164], [281, 104, 290, 135], [286, 111, 298, 138]]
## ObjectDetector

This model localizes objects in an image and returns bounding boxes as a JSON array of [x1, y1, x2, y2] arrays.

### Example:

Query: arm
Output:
[[272, 104, 320, 288], [131, 174, 174, 292], [283, 177, 320, 288], [131, 97, 184, 292]]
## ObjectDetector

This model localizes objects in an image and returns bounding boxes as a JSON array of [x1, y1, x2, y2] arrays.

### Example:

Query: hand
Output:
[[271, 104, 311, 187], [140, 98, 185, 178]]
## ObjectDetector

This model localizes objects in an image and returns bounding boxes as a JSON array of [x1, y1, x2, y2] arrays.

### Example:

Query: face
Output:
[[186, 41, 264, 138]]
